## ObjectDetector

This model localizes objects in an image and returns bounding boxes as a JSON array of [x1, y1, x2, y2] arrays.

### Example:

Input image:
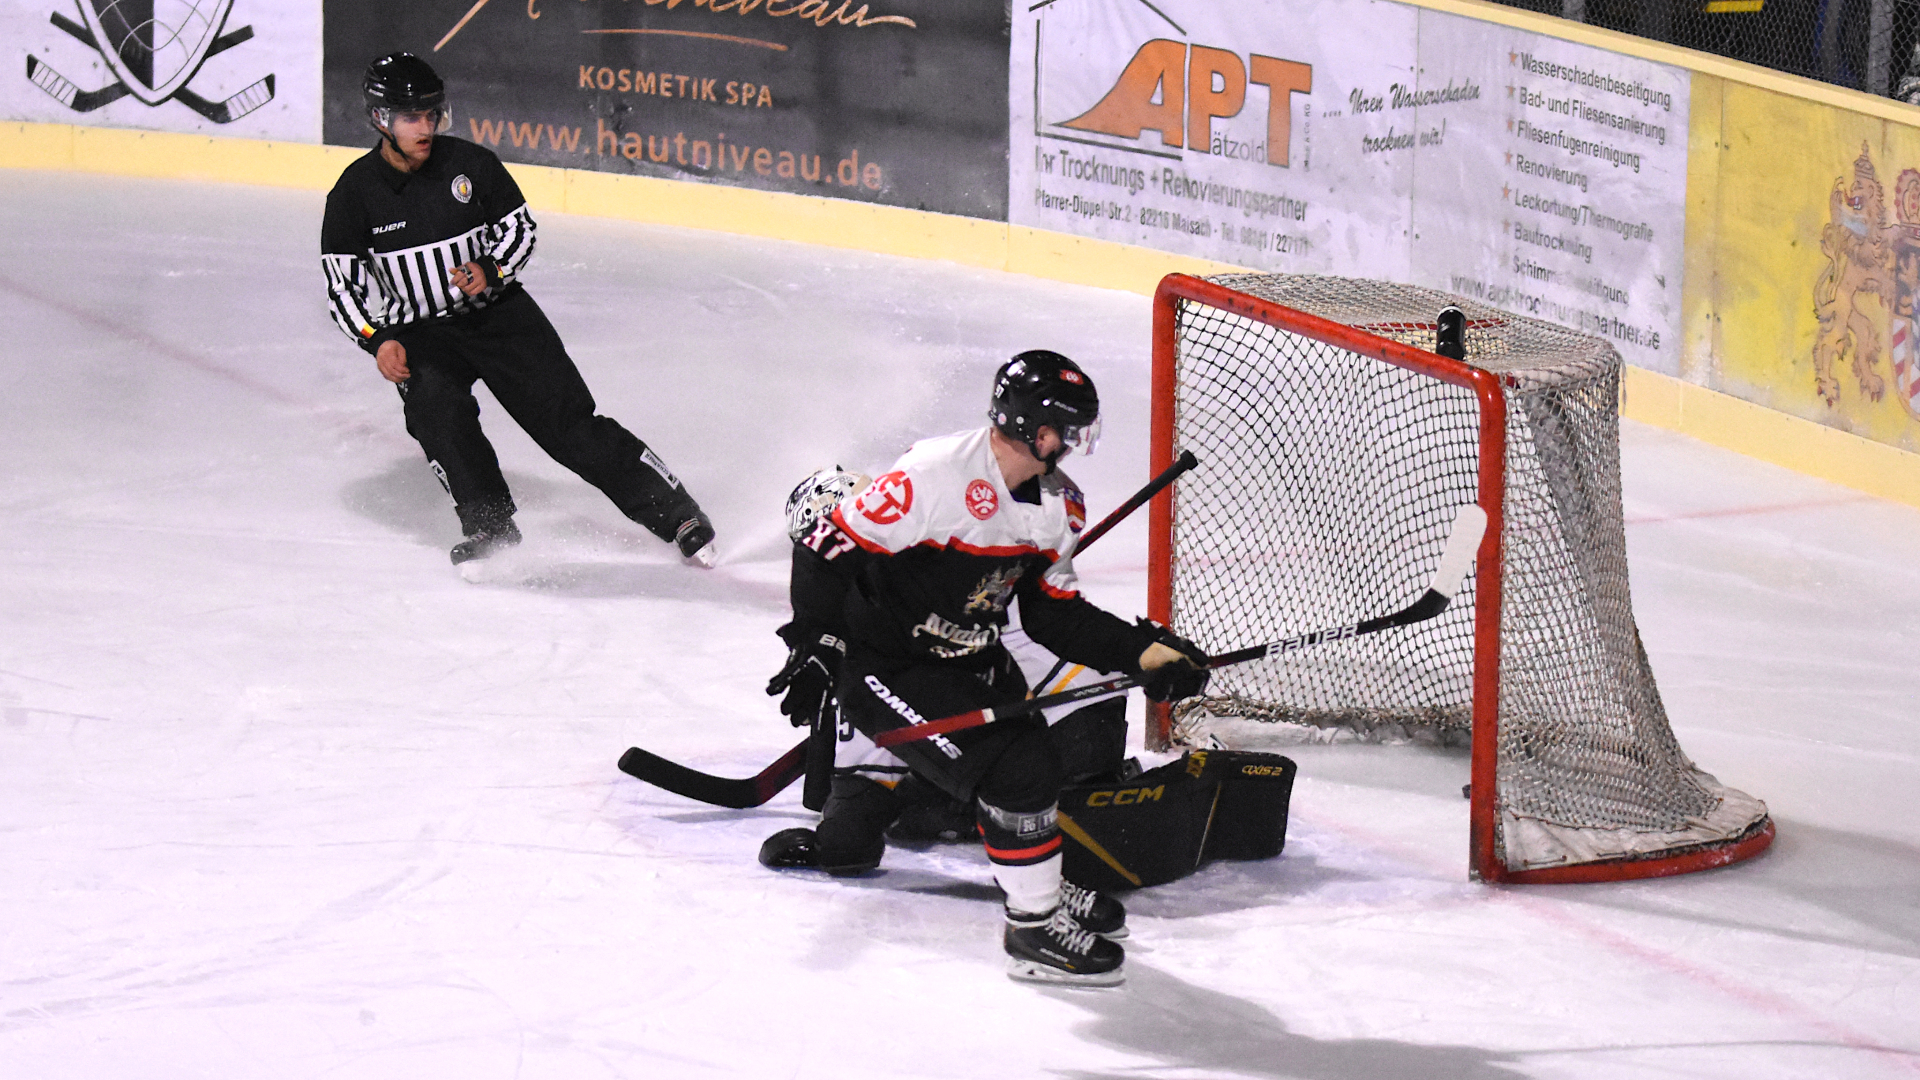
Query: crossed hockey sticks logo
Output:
[[24, 2, 275, 124]]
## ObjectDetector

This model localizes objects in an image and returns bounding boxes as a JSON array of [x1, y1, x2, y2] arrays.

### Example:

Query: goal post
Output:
[[1147, 272, 1775, 884]]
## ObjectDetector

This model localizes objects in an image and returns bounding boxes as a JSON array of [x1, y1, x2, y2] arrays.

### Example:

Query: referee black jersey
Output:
[[321, 136, 536, 354]]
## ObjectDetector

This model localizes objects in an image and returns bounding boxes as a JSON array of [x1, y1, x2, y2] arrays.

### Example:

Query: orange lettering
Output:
[[1249, 55, 1312, 167], [1060, 39, 1185, 148], [1186, 46, 1244, 153]]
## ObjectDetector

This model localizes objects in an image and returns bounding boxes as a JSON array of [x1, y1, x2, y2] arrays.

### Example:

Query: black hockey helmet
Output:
[[989, 350, 1101, 468], [363, 52, 451, 134]]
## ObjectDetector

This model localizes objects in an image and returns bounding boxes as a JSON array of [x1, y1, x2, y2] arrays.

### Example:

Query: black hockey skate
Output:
[[450, 520, 521, 565], [675, 512, 716, 568], [759, 828, 820, 869], [1004, 907, 1125, 987], [757, 826, 883, 877], [1060, 880, 1127, 939]]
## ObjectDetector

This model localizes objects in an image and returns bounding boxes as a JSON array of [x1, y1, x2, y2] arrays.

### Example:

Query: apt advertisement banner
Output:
[[3, 1, 320, 142], [323, 0, 1010, 221], [1011, 0, 1690, 373]]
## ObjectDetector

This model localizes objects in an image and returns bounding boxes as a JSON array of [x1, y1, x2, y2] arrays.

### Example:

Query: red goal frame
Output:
[[1146, 273, 1775, 884]]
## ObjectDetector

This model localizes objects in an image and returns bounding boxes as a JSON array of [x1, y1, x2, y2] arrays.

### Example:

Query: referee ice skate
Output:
[[321, 53, 715, 569]]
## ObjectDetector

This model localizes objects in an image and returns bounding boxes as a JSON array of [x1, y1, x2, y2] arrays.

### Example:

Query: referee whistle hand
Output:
[[451, 261, 487, 297], [375, 339, 410, 383]]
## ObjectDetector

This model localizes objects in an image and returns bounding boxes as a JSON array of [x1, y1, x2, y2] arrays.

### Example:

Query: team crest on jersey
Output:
[[856, 471, 914, 524], [912, 612, 999, 657], [1063, 484, 1086, 533], [965, 479, 998, 520], [451, 174, 473, 203], [964, 566, 1023, 614]]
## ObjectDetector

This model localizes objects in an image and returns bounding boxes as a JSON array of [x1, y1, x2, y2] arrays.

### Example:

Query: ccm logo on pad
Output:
[[1084, 785, 1165, 807]]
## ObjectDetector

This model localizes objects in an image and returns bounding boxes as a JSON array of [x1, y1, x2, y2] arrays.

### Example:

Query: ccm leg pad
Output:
[[1057, 750, 1296, 892]]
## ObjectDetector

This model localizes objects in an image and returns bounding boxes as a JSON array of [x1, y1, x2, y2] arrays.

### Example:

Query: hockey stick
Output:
[[873, 502, 1489, 749], [616, 450, 1204, 806], [25, 56, 130, 113], [616, 740, 808, 811], [1074, 449, 1196, 552], [175, 75, 276, 125]]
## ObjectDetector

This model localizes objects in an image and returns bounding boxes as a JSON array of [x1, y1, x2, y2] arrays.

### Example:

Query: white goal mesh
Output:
[[1152, 273, 1772, 882]]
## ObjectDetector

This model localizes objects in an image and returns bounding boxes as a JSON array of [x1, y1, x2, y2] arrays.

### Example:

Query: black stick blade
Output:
[[617, 740, 807, 809]]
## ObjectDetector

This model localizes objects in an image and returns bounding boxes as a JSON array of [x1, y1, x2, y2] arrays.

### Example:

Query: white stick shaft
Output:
[[1430, 503, 1488, 599]]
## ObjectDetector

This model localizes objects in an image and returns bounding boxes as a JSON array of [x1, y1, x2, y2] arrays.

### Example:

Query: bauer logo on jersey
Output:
[[450, 174, 473, 204], [965, 478, 998, 520], [856, 471, 914, 524]]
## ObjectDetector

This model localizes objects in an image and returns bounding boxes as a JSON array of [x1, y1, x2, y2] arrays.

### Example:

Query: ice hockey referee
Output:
[[321, 52, 715, 570]]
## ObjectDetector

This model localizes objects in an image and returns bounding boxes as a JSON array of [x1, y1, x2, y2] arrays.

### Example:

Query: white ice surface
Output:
[[2, 170, 1917, 1080]]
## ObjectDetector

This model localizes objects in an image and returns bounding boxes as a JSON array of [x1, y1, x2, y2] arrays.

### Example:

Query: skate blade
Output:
[[1006, 958, 1125, 988], [684, 541, 717, 568], [1096, 925, 1129, 941], [457, 550, 529, 583]]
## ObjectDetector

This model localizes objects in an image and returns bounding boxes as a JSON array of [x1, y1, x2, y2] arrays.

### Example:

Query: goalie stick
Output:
[[615, 450, 1203, 807], [873, 502, 1488, 749]]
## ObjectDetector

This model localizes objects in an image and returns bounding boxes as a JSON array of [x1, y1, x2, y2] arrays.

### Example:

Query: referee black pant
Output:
[[393, 287, 699, 539]]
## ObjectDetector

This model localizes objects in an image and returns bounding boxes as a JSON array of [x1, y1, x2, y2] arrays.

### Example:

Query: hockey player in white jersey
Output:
[[762, 470, 1130, 852], [763, 352, 1209, 986]]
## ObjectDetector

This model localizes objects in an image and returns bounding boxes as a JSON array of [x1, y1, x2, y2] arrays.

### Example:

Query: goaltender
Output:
[[765, 351, 1210, 986], [321, 53, 714, 570]]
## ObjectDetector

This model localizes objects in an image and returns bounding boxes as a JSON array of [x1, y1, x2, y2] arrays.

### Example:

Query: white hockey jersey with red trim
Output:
[[833, 428, 1086, 598], [791, 427, 1140, 673]]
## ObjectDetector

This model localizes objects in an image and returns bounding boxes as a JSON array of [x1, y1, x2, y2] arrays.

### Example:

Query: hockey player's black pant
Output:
[[394, 287, 699, 539], [838, 653, 1063, 818]]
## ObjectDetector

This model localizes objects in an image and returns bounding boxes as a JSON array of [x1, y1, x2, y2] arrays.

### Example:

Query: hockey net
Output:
[[1148, 273, 1773, 884]]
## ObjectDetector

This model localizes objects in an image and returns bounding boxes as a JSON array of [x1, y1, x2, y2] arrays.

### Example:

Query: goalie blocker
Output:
[[1058, 750, 1297, 893]]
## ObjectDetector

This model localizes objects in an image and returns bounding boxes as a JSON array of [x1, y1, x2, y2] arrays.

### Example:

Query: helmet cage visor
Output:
[[1056, 415, 1100, 456], [370, 103, 452, 136]]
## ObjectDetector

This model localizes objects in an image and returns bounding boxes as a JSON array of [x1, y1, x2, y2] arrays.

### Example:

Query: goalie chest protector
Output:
[[1058, 750, 1298, 892]]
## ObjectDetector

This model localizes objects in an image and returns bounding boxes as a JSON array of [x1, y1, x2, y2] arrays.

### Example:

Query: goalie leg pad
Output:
[[1047, 696, 1129, 785], [814, 774, 904, 876], [1189, 750, 1298, 862], [1058, 759, 1219, 893], [1057, 750, 1299, 891]]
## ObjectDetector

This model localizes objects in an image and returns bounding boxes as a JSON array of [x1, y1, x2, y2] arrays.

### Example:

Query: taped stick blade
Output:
[[1431, 503, 1488, 599]]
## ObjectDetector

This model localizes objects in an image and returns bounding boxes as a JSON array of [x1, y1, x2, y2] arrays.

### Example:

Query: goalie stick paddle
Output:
[[874, 502, 1489, 749], [614, 450, 1203, 807]]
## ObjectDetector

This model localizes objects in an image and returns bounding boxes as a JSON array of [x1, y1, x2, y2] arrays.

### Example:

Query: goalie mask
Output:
[[784, 467, 872, 541], [364, 53, 452, 145], [989, 350, 1101, 472]]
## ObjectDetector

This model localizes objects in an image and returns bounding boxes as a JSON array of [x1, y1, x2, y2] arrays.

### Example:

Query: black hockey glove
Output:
[[1135, 619, 1211, 703], [766, 630, 846, 728]]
